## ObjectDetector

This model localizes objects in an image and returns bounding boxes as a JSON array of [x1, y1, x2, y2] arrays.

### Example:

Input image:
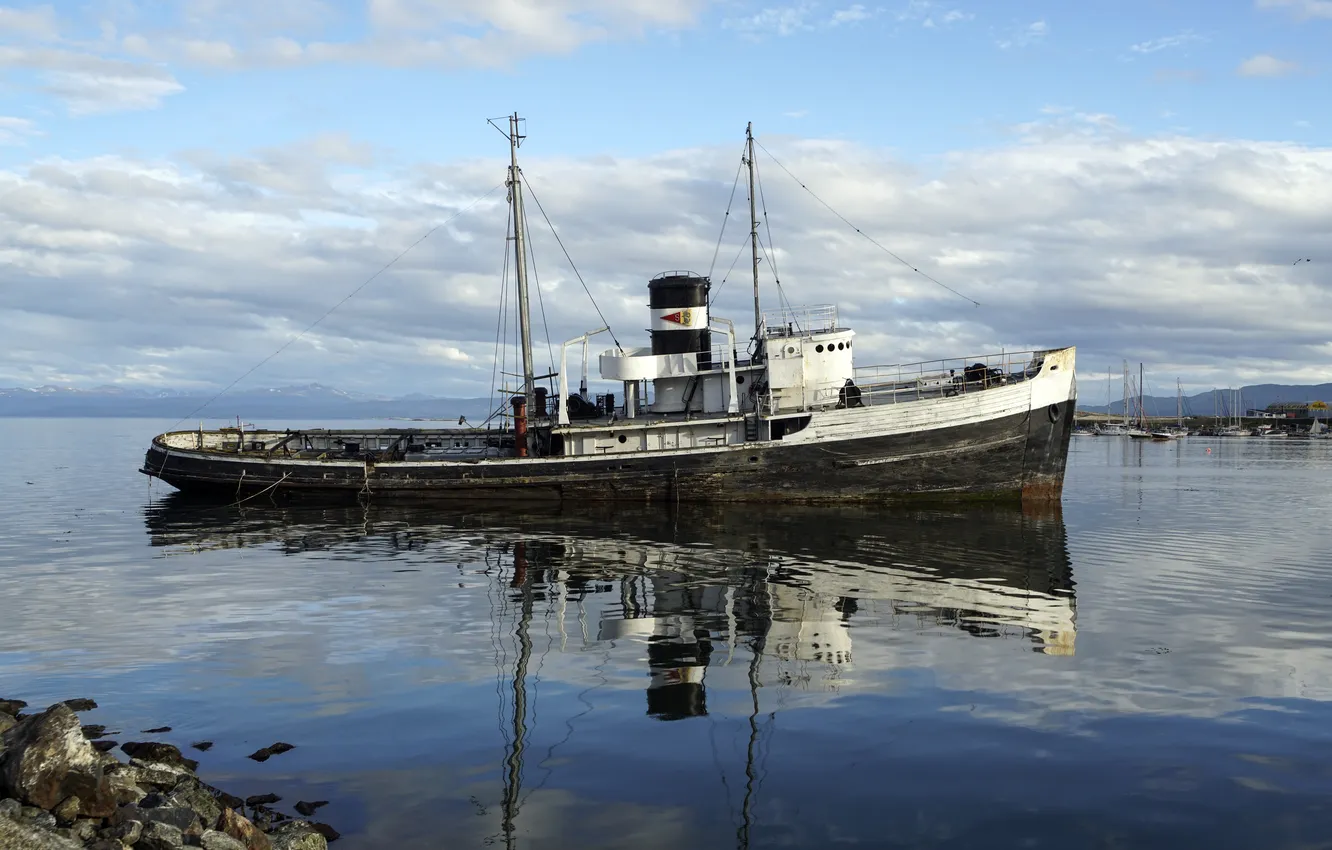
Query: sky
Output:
[[0, 0, 1329, 405]]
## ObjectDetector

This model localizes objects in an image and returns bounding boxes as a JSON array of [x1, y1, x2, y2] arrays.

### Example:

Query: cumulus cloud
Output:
[[1237, 53, 1300, 77], [0, 116, 41, 145], [1, 118, 1330, 404], [995, 19, 1046, 50], [1128, 31, 1204, 54]]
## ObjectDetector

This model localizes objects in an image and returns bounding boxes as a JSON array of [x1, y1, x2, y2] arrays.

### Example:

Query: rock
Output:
[[190, 742, 213, 752], [200, 829, 249, 850], [167, 779, 221, 826], [244, 794, 280, 807], [0, 701, 27, 717], [87, 841, 127, 850], [105, 769, 147, 805], [110, 819, 143, 844], [52, 794, 80, 826], [216, 808, 271, 850], [309, 823, 339, 843], [18, 805, 57, 830], [122, 760, 188, 790], [246, 743, 294, 763], [141, 727, 172, 734], [0, 798, 19, 819], [0, 715, 15, 737], [268, 821, 328, 850], [293, 801, 327, 817], [119, 802, 201, 834], [0, 815, 84, 849], [138, 821, 186, 850], [70, 818, 100, 842], [205, 785, 242, 811], [92, 740, 119, 753], [120, 743, 197, 772], [82, 725, 108, 740], [0, 704, 117, 817], [61, 699, 97, 713]]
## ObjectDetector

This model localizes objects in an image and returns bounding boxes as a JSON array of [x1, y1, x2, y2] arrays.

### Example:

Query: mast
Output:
[[506, 113, 537, 454], [1176, 379, 1183, 428], [744, 122, 763, 346], [501, 541, 533, 848]]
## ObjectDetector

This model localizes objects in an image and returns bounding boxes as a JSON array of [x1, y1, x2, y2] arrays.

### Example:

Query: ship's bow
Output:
[[1022, 346, 1077, 501]]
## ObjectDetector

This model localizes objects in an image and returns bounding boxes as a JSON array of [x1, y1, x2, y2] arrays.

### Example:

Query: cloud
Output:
[[1129, 31, 1204, 54], [996, 19, 1046, 50], [0, 46, 185, 114], [1237, 53, 1300, 77], [0, 4, 59, 39], [894, 1, 972, 29], [723, 2, 881, 38], [1255, 0, 1332, 18], [0, 116, 41, 145], [2, 119, 1331, 400]]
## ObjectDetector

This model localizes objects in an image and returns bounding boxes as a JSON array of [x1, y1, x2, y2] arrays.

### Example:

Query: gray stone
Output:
[[268, 821, 328, 850], [110, 818, 142, 845], [0, 715, 14, 737], [0, 815, 84, 849], [138, 821, 185, 850], [70, 818, 100, 842], [106, 769, 147, 805], [0, 704, 116, 817], [52, 794, 80, 826], [115, 802, 201, 834], [119, 744, 196, 773], [0, 798, 19, 820], [0, 701, 27, 717], [121, 762, 186, 791], [19, 806, 57, 830], [167, 779, 221, 826], [200, 829, 249, 850], [86, 842, 127, 850]]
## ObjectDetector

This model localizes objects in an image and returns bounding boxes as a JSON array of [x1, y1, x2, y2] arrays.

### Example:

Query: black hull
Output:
[[142, 403, 1075, 504]]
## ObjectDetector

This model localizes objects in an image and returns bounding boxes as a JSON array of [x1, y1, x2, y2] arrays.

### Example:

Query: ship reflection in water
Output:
[[143, 497, 1074, 847]]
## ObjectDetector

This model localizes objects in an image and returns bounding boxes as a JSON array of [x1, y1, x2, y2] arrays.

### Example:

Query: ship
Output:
[[141, 115, 1077, 504]]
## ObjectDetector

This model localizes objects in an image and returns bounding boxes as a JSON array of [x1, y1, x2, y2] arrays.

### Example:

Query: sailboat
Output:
[[140, 116, 1078, 504]]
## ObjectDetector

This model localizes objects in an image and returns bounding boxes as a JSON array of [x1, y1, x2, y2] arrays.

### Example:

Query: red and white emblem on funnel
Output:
[[661, 309, 694, 326]]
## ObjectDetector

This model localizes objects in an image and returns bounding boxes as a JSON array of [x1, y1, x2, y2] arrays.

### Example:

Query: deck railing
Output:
[[761, 304, 839, 338], [851, 350, 1046, 407]]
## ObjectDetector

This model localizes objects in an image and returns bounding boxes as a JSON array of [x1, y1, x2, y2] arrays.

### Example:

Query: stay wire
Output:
[[752, 138, 981, 308], [521, 198, 558, 379], [489, 208, 514, 419], [707, 158, 746, 288], [164, 181, 507, 431], [520, 173, 623, 352]]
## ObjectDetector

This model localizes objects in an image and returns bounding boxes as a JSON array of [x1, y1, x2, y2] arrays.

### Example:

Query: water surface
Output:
[[3, 420, 1332, 848]]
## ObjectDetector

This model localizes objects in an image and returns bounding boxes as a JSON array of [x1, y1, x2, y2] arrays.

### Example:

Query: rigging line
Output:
[[756, 234, 797, 324], [712, 235, 753, 302], [754, 156, 796, 320], [753, 138, 981, 308], [491, 207, 514, 413], [708, 159, 746, 286], [165, 181, 507, 432], [519, 173, 624, 352], [521, 194, 558, 379]]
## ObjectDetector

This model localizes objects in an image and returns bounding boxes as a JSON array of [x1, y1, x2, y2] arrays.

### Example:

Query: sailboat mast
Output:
[[745, 122, 763, 344], [507, 113, 537, 451]]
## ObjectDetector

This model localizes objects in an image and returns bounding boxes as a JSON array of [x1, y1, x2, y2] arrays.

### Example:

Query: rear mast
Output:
[[744, 122, 763, 355], [505, 113, 537, 455]]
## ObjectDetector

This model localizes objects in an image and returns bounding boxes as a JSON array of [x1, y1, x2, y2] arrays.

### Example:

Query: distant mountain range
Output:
[[1079, 383, 1332, 416], [0, 383, 495, 420]]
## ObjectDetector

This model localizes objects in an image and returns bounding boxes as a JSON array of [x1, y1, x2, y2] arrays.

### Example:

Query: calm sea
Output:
[[4, 419, 1332, 849]]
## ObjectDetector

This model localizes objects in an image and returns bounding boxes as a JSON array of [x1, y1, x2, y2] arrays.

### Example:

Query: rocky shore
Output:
[[1, 698, 337, 850]]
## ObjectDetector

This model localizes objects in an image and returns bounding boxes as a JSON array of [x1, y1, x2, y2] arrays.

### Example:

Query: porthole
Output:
[[816, 344, 824, 353], [618, 434, 627, 444], [787, 346, 796, 354], [837, 342, 844, 351], [1048, 403, 1061, 422], [749, 456, 759, 463], [736, 374, 745, 384]]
